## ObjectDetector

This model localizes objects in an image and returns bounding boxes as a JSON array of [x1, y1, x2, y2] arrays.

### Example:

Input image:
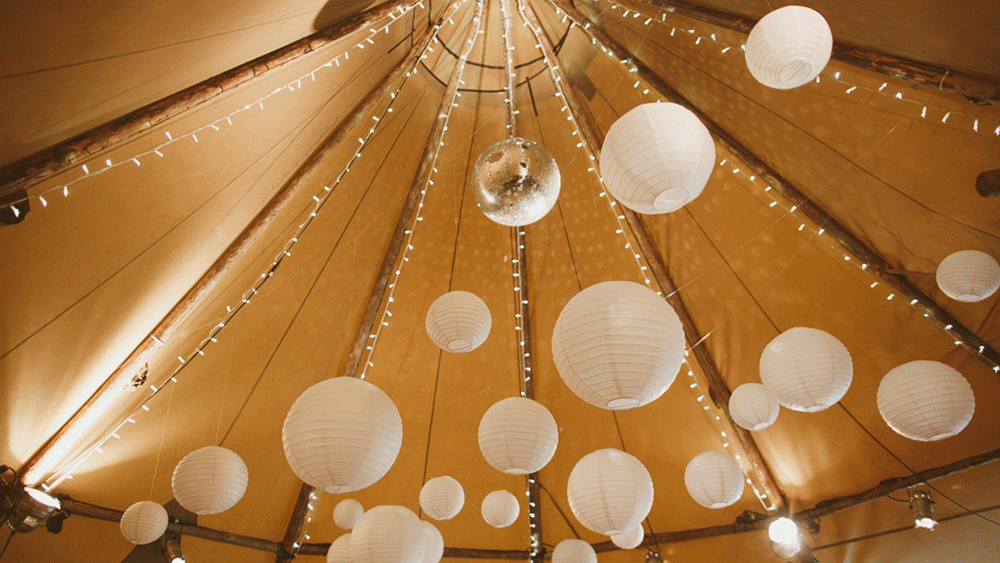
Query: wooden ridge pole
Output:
[[276, 484, 316, 563], [545, 0, 1000, 372]]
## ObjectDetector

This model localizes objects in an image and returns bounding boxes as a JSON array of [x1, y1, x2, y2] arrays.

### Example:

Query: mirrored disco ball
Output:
[[472, 138, 560, 227]]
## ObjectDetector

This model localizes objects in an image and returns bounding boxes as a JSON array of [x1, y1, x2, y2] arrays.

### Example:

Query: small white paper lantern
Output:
[[552, 281, 686, 409], [419, 476, 465, 520], [729, 383, 780, 431], [936, 250, 1000, 302], [119, 501, 168, 545], [552, 539, 597, 563], [421, 522, 444, 563], [610, 526, 645, 549], [745, 6, 832, 89], [282, 377, 403, 493], [759, 327, 853, 412], [478, 397, 558, 474], [171, 446, 249, 515], [326, 533, 352, 563], [600, 103, 715, 214], [481, 490, 520, 528], [425, 291, 492, 353], [334, 499, 364, 530], [350, 506, 426, 563], [567, 449, 654, 535], [877, 361, 975, 441], [684, 452, 745, 509]]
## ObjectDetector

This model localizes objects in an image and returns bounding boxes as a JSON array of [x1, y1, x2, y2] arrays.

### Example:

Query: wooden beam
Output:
[[276, 483, 315, 563], [19, 7, 447, 488], [544, 0, 1000, 372], [0, 0, 418, 200], [298, 543, 530, 559]]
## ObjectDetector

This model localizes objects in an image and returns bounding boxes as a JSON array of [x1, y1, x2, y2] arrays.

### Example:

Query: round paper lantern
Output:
[[936, 250, 1000, 302], [334, 499, 364, 530], [552, 539, 597, 563], [471, 137, 561, 226], [610, 526, 645, 549], [684, 452, 745, 509], [729, 383, 780, 431], [481, 490, 519, 528], [877, 361, 975, 441], [478, 397, 558, 474], [119, 501, 168, 545], [419, 476, 465, 520], [567, 449, 654, 535], [350, 506, 426, 563], [421, 522, 444, 563], [552, 281, 685, 409], [600, 103, 715, 214], [282, 377, 403, 493], [745, 6, 832, 89], [425, 291, 492, 353], [326, 533, 352, 563], [759, 327, 853, 412], [171, 446, 248, 515]]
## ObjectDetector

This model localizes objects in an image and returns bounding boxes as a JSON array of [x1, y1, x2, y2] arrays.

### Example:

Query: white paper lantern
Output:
[[350, 506, 426, 563], [552, 539, 597, 563], [759, 327, 853, 412], [600, 103, 715, 214], [478, 397, 558, 474], [684, 452, 745, 509], [419, 476, 465, 520], [171, 446, 248, 515], [936, 250, 1000, 302], [552, 281, 685, 409], [334, 499, 364, 530], [425, 291, 492, 353], [610, 526, 645, 549], [326, 533, 352, 563], [729, 383, 780, 431], [567, 449, 654, 535], [421, 522, 444, 563], [481, 490, 519, 528], [877, 361, 975, 441], [745, 6, 832, 89], [282, 377, 403, 493], [119, 501, 168, 545]]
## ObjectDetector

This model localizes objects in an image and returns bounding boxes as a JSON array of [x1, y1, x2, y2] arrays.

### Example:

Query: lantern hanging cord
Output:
[[499, 0, 519, 137]]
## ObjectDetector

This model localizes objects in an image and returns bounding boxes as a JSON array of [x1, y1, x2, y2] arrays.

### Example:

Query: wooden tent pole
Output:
[[0, 0, 417, 200], [19, 6, 448, 488], [275, 484, 315, 563], [544, 0, 1000, 372]]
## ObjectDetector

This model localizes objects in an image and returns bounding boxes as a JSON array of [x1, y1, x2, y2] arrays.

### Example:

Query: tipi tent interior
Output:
[[1, 0, 998, 562]]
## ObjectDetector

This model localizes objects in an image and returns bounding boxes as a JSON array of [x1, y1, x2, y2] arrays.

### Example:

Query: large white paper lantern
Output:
[[759, 327, 852, 412], [481, 490, 519, 528], [552, 539, 597, 563], [600, 103, 715, 214], [334, 499, 364, 530], [478, 397, 558, 474], [421, 522, 444, 563], [567, 449, 654, 535], [425, 291, 492, 353], [171, 446, 248, 515], [745, 6, 832, 89], [936, 250, 1000, 302], [552, 281, 685, 409], [684, 452, 745, 509], [326, 533, 352, 563], [419, 476, 465, 520], [877, 361, 975, 441], [282, 377, 403, 493], [350, 506, 426, 563], [119, 501, 168, 545], [610, 526, 645, 549], [729, 383, 780, 431]]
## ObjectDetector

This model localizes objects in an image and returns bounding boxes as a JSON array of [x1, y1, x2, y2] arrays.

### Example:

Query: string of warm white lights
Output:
[[6, 0, 427, 218], [36, 2, 474, 492], [290, 490, 320, 555]]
